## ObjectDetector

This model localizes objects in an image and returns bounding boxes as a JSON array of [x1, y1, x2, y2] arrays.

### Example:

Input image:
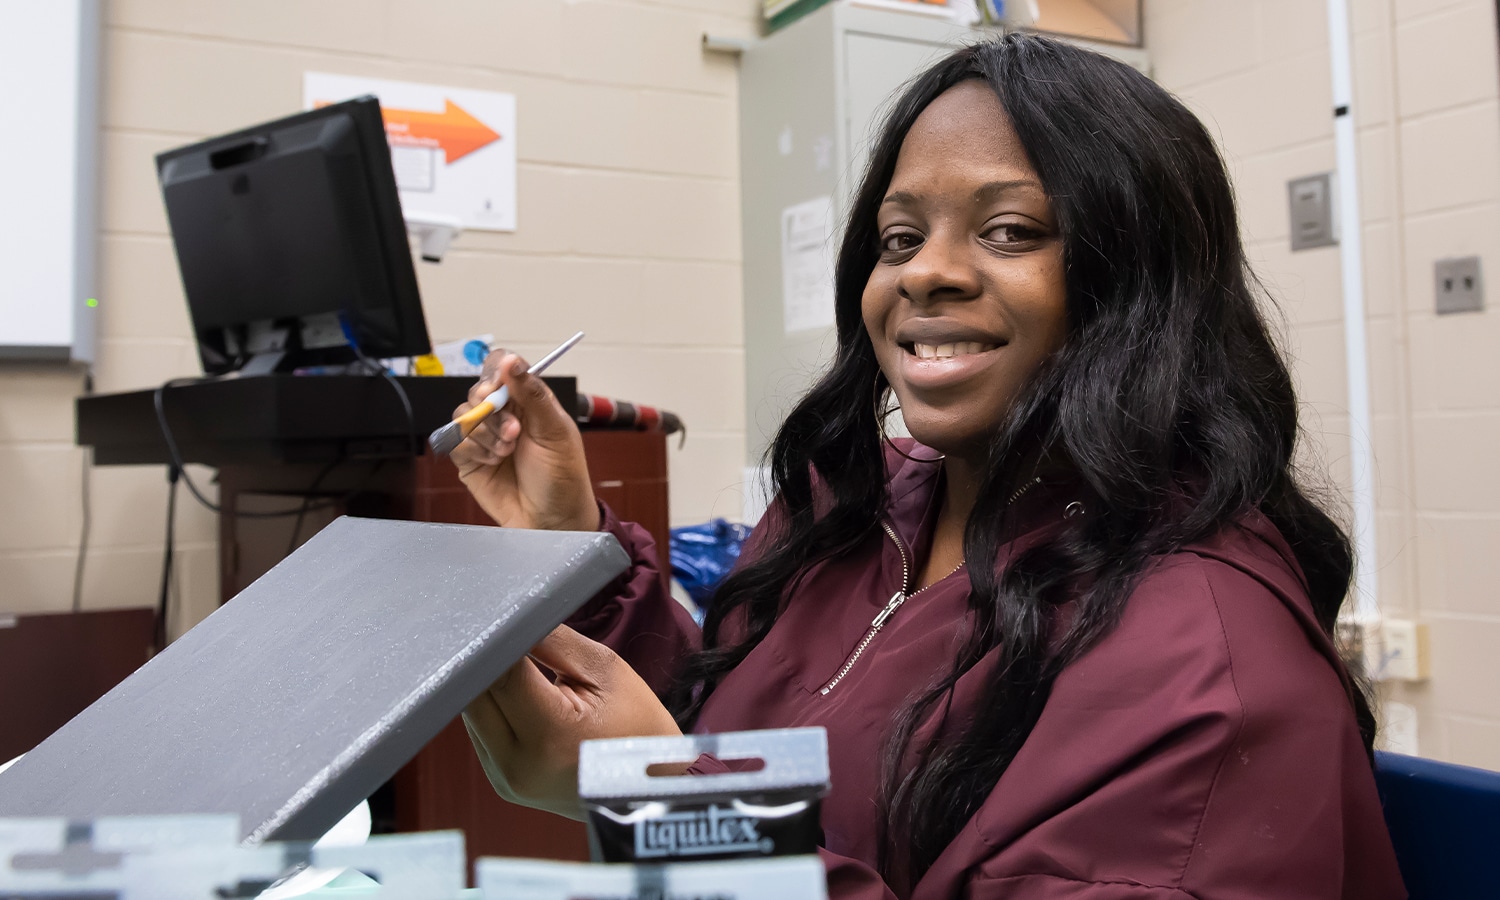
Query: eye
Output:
[[879, 228, 923, 255], [983, 221, 1045, 246]]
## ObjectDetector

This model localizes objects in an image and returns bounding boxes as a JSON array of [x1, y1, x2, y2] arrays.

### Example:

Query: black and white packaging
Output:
[[577, 728, 829, 864]]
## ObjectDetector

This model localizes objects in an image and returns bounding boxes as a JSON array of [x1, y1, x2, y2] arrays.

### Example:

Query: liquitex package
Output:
[[577, 728, 829, 863]]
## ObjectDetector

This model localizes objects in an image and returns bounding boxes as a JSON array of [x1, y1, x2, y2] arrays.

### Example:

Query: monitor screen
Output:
[[156, 96, 430, 375]]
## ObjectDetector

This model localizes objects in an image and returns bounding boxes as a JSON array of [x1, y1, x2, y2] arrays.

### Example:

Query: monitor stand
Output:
[[237, 351, 285, 377]]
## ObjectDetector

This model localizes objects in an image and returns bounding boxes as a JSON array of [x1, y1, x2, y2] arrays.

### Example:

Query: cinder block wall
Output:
[[5, 1, 1497, 768], [0, 0, 759, 634], [1147, 0, 1500, 769]]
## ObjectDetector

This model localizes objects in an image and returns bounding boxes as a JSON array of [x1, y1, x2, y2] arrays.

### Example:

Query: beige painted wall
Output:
[[0, 0, 760, 635], [1146, 0, 1500, 769]]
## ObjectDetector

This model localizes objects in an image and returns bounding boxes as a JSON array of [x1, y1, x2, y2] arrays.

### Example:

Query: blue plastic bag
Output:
[[669, 519, 753, 617]]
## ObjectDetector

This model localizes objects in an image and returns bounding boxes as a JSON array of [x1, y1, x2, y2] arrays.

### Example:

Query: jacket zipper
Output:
[[817, 478, 1041, 696], [821, 522, 956, 695]]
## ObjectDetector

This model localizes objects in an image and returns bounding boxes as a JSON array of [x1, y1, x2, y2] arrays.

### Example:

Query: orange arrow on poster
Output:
[[380, 99, 500, 164]]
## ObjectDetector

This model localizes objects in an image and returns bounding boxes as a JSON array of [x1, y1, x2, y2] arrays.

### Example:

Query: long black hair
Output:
[[668, 34, 1374, 886]]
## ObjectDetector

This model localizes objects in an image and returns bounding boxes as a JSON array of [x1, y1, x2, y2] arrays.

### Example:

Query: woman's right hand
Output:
[[449, 351, 599, 532]]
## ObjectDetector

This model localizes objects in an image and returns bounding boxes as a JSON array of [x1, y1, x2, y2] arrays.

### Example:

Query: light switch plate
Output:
[[1379, 618, 1430, 682], [1435, 256, 1484, 314], [1288, 173, 1337, 251]]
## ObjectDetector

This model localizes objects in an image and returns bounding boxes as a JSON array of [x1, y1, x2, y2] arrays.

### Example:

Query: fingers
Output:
[[525, 625, 614, 688], [462, 627, 679, 816], [450, 346, 595, 532], [463, 692, 524, 804], [489, 655, 583, 744], [467, 350, 571, 439], [449, 402, 522, 466], [463, 687, 518, 766], [494, 354, 578, 443], [477, 348, 512, 396]]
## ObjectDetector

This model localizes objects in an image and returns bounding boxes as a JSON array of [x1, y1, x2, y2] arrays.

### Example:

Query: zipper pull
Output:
[[871, 591, 905, 629]]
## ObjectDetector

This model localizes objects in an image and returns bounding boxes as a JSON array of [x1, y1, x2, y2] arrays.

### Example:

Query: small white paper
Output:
[[781, 196, 837, 334], [389, 145, 436, 192]]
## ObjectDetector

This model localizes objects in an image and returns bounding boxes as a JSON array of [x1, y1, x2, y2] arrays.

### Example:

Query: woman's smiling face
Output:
[[862, 80, 1068, 462]]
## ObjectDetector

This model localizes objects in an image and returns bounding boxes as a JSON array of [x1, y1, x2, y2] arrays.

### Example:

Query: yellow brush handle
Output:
[[455, 398, 498, 437]]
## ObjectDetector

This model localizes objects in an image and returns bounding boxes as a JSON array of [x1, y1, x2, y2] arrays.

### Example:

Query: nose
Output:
[[898, 227, 980, 306]]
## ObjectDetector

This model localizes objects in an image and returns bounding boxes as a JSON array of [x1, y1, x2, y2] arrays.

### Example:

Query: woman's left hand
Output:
[[462, 624, 683, 820]]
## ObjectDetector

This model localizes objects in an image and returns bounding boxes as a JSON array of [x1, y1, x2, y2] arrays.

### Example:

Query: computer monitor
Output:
[[156, 96, 430, 375]]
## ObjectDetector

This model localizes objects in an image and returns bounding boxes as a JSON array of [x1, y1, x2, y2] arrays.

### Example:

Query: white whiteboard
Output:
[[0, 1, 99, 362]]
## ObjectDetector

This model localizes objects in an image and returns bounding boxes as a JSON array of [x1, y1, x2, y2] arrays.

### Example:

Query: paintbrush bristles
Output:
[[428, 397, 497, 456], [427, 419, 466, 457]]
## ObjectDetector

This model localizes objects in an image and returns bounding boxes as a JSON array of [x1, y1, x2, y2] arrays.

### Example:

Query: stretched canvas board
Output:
[[0, 516, 629, 844]]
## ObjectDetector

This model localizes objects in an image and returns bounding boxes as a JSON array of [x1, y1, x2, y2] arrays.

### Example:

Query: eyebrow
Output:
[[881, 179, 1044, 207]]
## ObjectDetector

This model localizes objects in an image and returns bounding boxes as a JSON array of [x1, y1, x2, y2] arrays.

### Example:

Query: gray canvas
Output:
[[0, 516, 629, 845]]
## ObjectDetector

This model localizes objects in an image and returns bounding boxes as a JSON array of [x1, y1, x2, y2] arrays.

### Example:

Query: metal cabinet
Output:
[[737, 5, 980, 510]]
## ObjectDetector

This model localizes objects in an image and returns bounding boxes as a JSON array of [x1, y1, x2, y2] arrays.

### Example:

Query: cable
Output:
[[153, 377, 358, 519], [333, 312, 417, 456], [154, 348, 418, 520], [156, 464, 179, 652], [154, 377, 292, 517], [150, 351, 417, 626], [72, 370, 95, 613], [348, 346, 418, 457], [278, 353, 409, 555], [285, 455, 350, 558]]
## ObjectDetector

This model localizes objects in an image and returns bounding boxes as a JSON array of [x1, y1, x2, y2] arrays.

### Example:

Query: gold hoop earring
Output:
[[873, 371, 943, 464]]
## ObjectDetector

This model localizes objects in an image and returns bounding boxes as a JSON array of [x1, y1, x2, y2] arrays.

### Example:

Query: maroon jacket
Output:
[[570, 445, 1406, 899]]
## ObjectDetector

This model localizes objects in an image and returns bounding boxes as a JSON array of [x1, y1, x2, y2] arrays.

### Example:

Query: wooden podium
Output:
[[75, 375, 671, 871]]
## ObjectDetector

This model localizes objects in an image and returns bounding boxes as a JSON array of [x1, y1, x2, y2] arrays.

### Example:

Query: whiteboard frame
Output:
[[0, 0, 100, 363]]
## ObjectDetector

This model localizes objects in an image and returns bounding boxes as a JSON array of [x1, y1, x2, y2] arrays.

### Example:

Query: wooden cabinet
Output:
[[0, 609, 156, 765]]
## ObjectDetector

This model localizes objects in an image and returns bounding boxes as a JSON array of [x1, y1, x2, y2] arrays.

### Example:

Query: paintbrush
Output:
[[428, 331, 585, 456]]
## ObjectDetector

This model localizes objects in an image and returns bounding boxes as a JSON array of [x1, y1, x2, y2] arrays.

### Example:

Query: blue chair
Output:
[[1374, 751, 1500, 899]]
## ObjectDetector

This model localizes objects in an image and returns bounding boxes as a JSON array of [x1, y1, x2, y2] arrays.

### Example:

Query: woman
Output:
[[455, 35, 1405, 898]]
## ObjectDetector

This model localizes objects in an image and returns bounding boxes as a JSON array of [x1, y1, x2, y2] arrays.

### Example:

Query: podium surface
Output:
[[75, 374, 576, 466]]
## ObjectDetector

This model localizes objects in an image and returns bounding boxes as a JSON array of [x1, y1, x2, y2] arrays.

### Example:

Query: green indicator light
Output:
[[85, 298, 98, 308]]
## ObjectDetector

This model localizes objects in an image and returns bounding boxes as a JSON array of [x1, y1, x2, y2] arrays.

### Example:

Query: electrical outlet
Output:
[[1435, 256, 1483, 314], [1288, 173, 1337, 251], [1379, 619, 1429, 682]]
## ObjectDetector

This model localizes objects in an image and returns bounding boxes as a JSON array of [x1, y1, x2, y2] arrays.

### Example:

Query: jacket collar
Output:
[[883, 440, 945, 556], [881, 439, 1095, 564]]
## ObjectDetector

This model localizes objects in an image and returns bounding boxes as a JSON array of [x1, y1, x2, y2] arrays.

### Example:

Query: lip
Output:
[[894, 318, 1005, 348], [888, 318, 1006, 391], [896, 343, 1003, 391]]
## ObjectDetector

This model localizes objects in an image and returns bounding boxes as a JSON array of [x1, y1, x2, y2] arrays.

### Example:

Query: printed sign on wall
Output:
[[304, 72, 517, 231], [780, 196, 836, 334]]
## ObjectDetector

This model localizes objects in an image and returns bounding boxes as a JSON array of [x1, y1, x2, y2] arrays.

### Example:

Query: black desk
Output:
[[76, 374, 576, 466]]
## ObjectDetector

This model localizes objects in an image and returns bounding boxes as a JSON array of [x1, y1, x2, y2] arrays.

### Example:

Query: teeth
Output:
[[912, 342, 995, 359]]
